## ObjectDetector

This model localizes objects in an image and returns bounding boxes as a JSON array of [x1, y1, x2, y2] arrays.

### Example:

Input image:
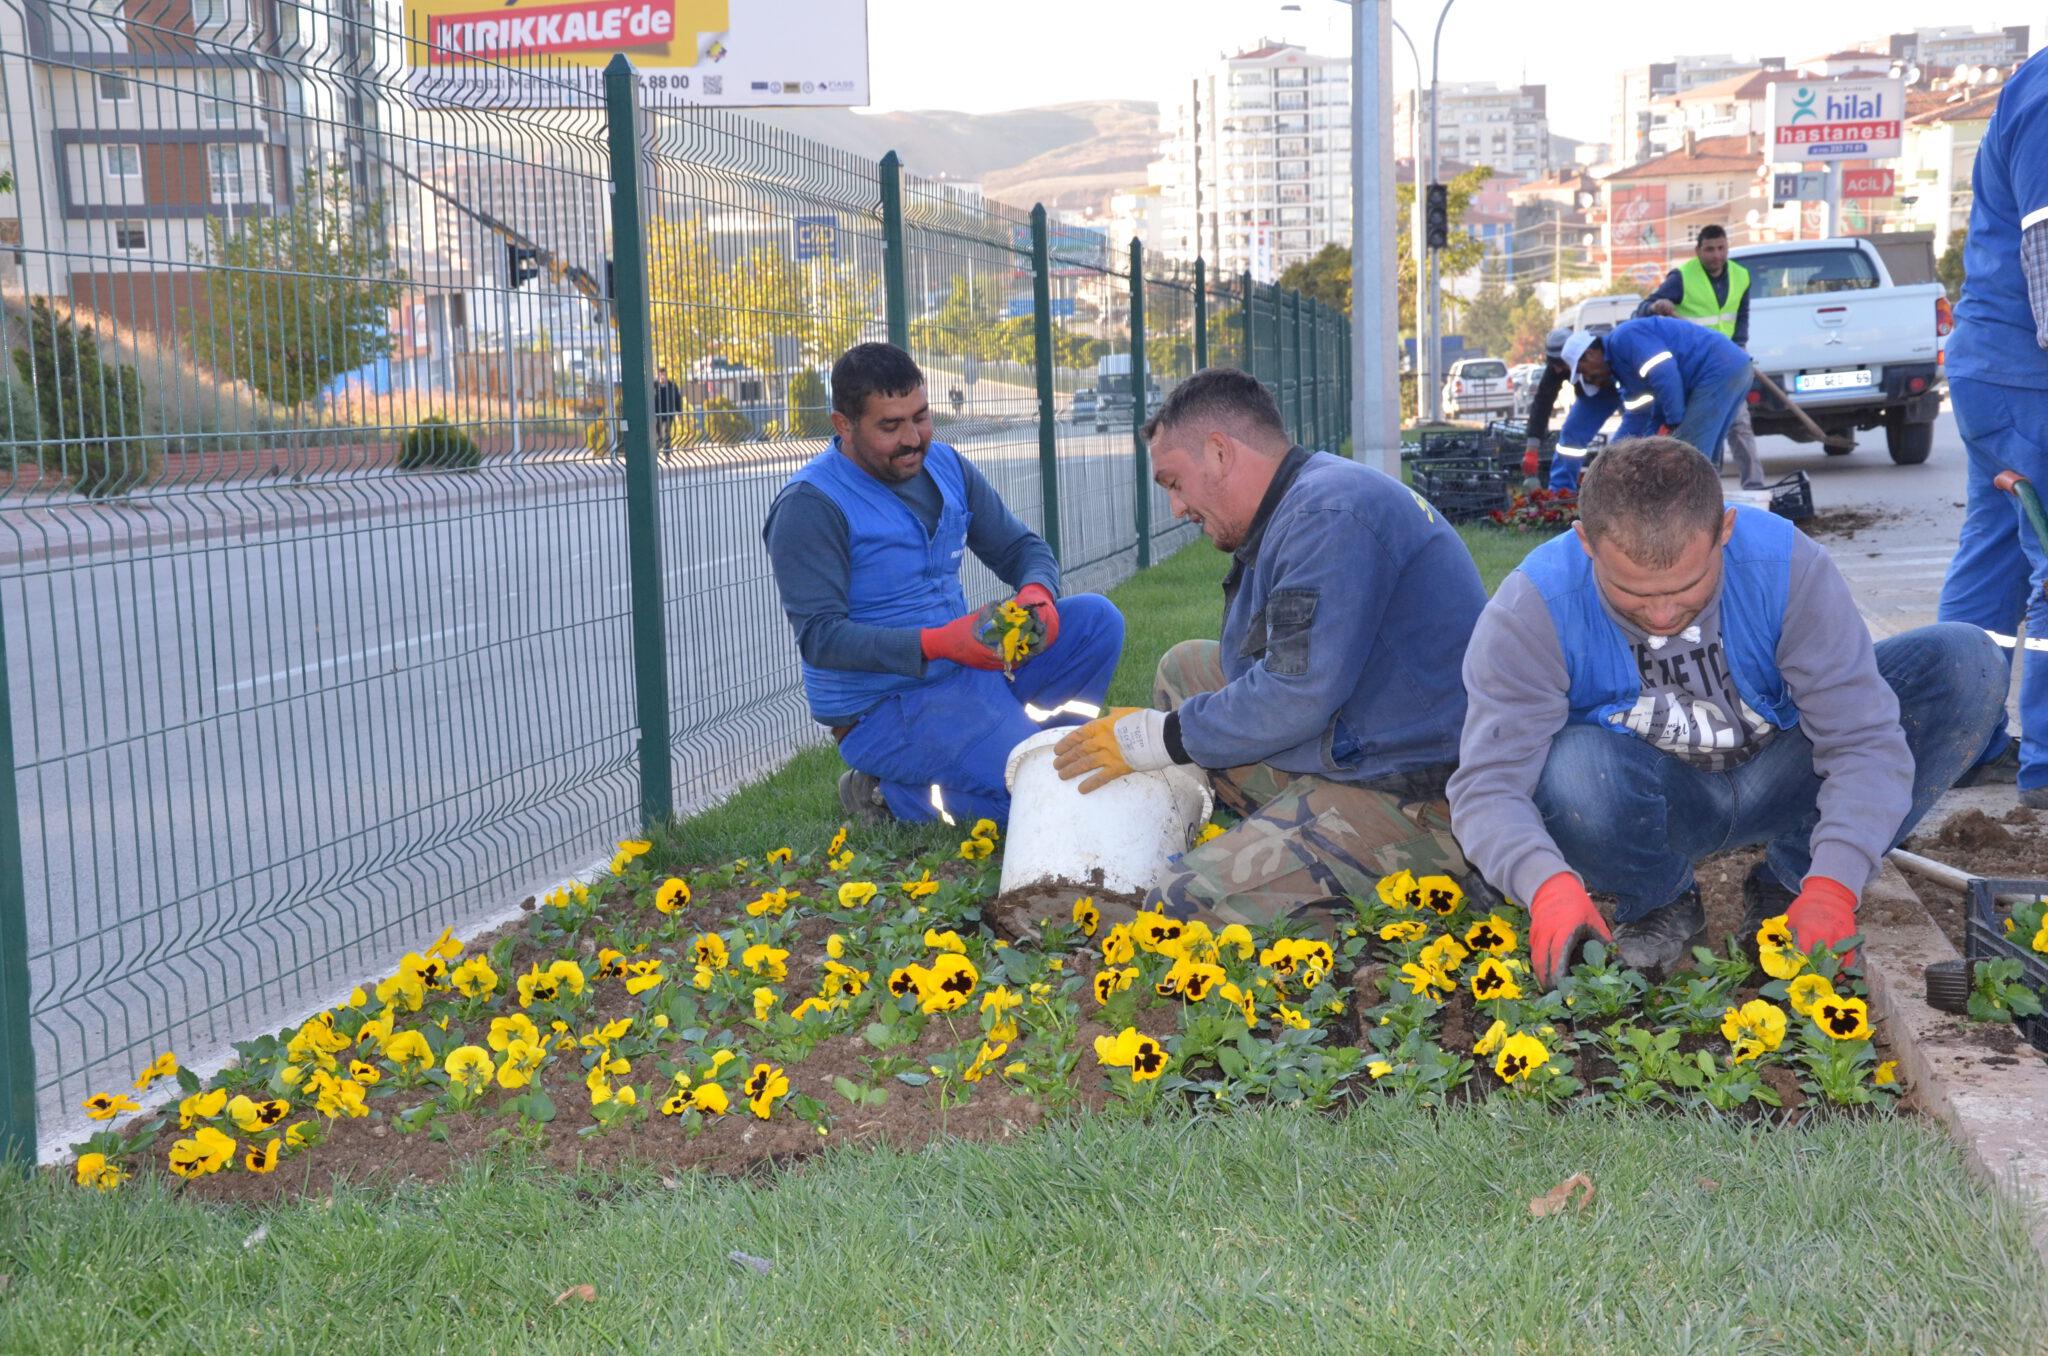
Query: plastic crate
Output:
[[1417, 428, 1492, 459], [1413, 456, 1515, 522], [1726, 471, 1813, 522], [1962, 875, 2048, 1052]]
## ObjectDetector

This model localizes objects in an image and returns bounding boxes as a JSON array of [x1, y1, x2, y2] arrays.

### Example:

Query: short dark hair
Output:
[[1577, 436, 1725, 567], [1696, 224, 1728, 245], [1141, 366, 1287, 446], [831, 343, 925, 422]]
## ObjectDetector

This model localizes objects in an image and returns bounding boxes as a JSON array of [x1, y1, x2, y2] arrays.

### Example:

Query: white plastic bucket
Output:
[[998, 727, 1214, 900]]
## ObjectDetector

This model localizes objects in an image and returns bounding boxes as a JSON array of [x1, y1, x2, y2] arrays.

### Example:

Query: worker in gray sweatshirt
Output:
[[1448, 437, 2009, 985]]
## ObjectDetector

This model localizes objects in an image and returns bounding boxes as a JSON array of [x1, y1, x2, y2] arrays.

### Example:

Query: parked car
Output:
[[1069, 387, 1098, 424], [1733, 237, 1949, 465], [1509, 362, 1547, 420], [1441, 357, 1514, 420], [1557, 295, 1641, 336]]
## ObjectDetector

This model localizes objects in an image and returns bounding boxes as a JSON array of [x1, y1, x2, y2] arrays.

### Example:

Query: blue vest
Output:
[[1518, 506, 1800, 734], [788, 440, 971, 722]]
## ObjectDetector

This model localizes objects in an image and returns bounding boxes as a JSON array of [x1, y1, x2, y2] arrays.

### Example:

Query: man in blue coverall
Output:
[[1550, 317, 1753, 489], [1939, 51, 2048, 806], [763, 343, 1125, 828]]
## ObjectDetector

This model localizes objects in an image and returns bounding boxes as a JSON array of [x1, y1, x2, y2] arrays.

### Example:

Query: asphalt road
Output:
[[2, 414, 1194, 1149]]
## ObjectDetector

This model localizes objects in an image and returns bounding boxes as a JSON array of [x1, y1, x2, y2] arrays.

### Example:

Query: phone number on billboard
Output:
[[1775, 122, 1901, 145]]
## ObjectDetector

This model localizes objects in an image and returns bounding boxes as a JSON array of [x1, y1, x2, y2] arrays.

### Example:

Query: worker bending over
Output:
[[1051, 368, 1488, 932], [1449, 437, 2006, 986]]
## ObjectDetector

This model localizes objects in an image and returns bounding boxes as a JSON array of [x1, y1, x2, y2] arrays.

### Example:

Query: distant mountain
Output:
[[745, 100, 1161, 215]]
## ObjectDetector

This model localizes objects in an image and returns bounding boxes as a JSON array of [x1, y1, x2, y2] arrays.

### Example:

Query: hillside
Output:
[[747, 99, 1160, 214]]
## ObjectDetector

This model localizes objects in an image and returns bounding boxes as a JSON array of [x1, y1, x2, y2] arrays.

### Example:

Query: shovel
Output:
[[1750, 368, 1858, 453]]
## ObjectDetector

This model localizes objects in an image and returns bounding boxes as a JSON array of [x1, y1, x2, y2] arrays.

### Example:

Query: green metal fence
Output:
[[0, 11, 1352, 1161]]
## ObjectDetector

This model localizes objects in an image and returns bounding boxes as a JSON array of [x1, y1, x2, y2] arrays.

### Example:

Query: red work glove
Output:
[[1521, 441, 1540, 479], [919, 610, 1004, 671], [1529, 872, 1613, 991], [1014, 582, 1060, 650], [1785, 876, 1858, 962]]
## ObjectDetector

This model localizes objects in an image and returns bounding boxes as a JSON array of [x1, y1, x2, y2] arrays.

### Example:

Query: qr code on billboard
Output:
[[704, 75, 722, 96]]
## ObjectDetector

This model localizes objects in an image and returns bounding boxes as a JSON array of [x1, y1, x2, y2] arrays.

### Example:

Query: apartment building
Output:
[[1, 0, 348, 332], [1886, 25, 2030, 72], [1613, 55, 1775, 166], [1395, 81, 1552, 181], [1601, 131, 1765, 286], [1150, 41, 1352, 278]]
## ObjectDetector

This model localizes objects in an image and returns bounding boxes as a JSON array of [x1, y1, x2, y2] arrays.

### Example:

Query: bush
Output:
[[10, 298, 155, 496], [787, 368, 831, 437], [396, 415, 483, 471], [699, 397, 752, 445]]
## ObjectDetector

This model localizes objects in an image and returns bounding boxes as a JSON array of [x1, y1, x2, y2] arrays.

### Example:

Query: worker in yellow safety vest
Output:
[[1633, 224, 1765, 490]]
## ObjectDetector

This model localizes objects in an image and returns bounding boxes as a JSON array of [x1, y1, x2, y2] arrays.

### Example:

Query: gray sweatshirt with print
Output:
[[1447, 529, 1913, 907]]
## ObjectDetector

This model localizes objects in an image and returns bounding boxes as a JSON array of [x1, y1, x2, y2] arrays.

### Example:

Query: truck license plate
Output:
[[1793, 369, 1873, 392]]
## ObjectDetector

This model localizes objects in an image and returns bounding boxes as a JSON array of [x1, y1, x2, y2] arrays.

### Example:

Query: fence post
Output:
[[1130, 238, 1150, 569], [0, 588, 35, 1167], [1291, 291, 1306, 445], [880, 151, 909, 349], [1029, 205, 1061, 563], [1307, 300, 1322, 452], [1193, 256, 1208, 372], [1240, 272, 1253, 384], [603, 56, 675, 826], [1341, 319, 1354, 456]]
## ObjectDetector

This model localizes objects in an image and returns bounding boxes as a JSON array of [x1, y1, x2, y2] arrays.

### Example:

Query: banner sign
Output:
[[404, 0, 870, 109], [1841, 167, 1896, 199], [1767, 78, 1905, 160], [1608, 183, 1667, 270]]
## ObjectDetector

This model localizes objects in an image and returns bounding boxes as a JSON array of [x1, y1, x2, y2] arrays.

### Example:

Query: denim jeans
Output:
[[1939, 375, 2048, 791], [838, 593, 1124, 827], [1531, 623, 2009, 920], [1670, 364, 1754, 470]]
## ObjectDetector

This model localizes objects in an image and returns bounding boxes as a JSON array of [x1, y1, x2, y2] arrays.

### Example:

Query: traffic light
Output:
[[1424, 183, 1449, 251], [506, 243, 541, 288]]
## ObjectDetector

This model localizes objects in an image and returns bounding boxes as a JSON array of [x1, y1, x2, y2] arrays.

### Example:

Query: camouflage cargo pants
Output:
[[1143, 640, 1474, 933]]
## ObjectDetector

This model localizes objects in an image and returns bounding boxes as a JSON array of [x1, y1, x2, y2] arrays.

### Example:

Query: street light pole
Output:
[[1424, 0, 1460, 423], [1346, 0, 1397, 468], [1392, 19, 1424, 424]]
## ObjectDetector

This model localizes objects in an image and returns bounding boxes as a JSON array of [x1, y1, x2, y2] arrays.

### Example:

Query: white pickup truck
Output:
[[1732, 238, 1951, 465]]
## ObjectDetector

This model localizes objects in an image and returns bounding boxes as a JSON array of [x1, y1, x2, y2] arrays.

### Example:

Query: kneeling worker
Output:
[[1448, 437, 2009, 986], [1052, 368, 1489, 928], [764, 342, 1124, 828]]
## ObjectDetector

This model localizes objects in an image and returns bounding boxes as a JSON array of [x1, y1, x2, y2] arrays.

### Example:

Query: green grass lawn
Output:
[[7, 526, 2043, 1353]]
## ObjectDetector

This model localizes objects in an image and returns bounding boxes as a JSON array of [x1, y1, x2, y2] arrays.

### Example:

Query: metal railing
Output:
[[0, 6, 1353, 1159]]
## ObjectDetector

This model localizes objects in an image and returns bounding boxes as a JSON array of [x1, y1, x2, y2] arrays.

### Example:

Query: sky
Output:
[[861, 2, 2044, 143]]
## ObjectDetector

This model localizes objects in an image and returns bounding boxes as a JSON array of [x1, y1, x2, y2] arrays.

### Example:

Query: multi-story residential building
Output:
[[1, 0, 346, 332], [1600, 131, 1765, 286], [1613, 55, 1776, 166], [1898, 85, 2006, 256], [1886, 25, 2031, 72], [1641, 68, 1779, 158], [1151, 41, 1352, 277], [1395, 81, 1552, 181]]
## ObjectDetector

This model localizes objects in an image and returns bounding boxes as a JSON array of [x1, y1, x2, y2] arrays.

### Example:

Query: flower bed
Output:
[[62, 824, 1902, 1202]]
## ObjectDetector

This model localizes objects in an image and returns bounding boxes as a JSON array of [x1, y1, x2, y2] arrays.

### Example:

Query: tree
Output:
[[1937, 228, 1967, 303], [1277, 243, 1352, 314], [1398, 166, 1495, 335], [1461, 273, 1556, 365], [194, 159, 404, 408], [12, 298, 152, 496], [646, 218, 876, 376]]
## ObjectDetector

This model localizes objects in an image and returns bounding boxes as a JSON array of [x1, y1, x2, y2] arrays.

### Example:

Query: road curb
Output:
[[1860, 861, 2048, 1266]]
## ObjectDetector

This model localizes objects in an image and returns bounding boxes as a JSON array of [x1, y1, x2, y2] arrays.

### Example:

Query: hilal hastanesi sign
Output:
[[1766, 77, 1905, 160], [403, 0, 870, 109]]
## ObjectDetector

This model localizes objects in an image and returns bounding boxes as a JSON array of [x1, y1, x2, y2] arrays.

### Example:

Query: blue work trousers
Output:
[[838, 593, 1124, 826], [1670, 364, 1755, 471], [1531, 624, 2008, 920], [1938, 375, 2048, 791]]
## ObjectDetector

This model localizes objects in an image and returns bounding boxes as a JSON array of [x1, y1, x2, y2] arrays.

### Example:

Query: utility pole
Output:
[[1348, 0, 1398, 466], [1191, 78, 1202, 267]]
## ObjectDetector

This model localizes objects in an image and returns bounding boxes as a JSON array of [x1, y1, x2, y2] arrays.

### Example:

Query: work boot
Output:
[[1610, 886, 1705, 981], [1740, 860, 1798, 938], [1956, 740, 2020, 787], [836, 770, 892, 827]]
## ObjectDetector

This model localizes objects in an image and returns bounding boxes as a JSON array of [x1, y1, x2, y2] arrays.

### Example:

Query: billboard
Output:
[[1608, 184, 1667, 272], [403, 0, 870, 108], [1007, 223, 1111, 276], [1841, 167, 1896, 199], [1767, 78, 1905, 161]]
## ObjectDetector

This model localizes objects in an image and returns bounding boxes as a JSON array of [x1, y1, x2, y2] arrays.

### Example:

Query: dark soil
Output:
[[1901, 805, 2048, 954], [1799, 507, 1893, 540]]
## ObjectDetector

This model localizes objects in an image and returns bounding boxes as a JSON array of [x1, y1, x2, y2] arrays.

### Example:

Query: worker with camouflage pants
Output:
[[1053, 368, 1490, 932]]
